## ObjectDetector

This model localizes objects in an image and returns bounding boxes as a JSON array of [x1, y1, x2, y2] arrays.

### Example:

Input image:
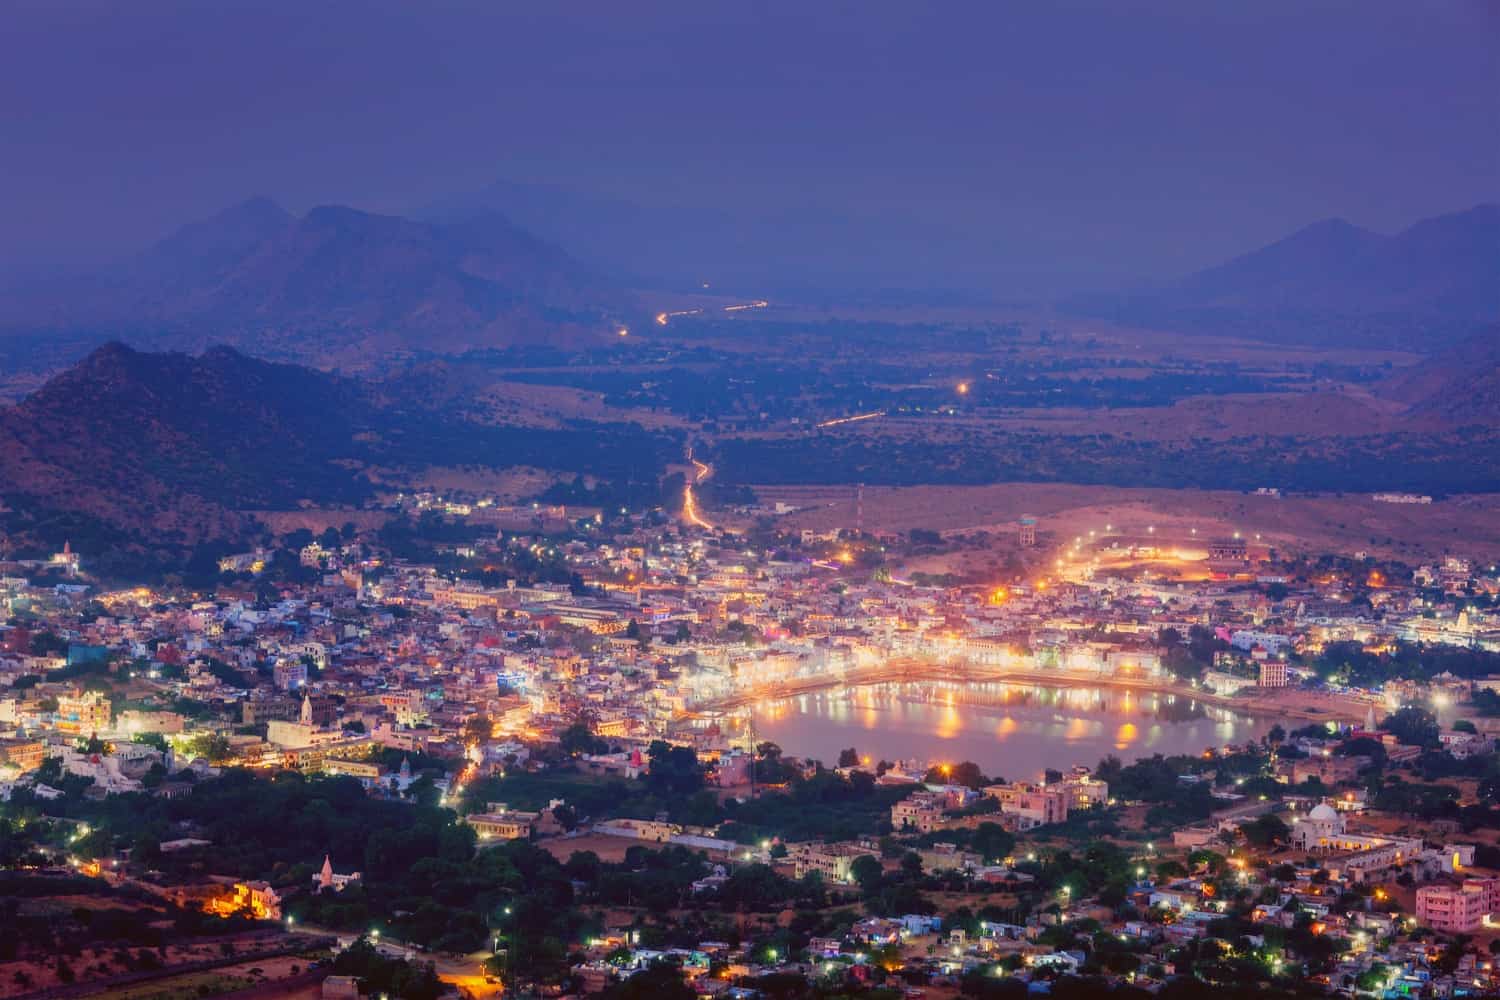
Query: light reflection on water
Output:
[[734, 681, 1275, 780]]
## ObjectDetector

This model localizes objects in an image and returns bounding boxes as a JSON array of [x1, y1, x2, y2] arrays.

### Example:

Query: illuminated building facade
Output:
[[1416, 879, 1500, 933]]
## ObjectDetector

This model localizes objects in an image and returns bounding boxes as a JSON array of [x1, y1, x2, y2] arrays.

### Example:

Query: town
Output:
[[2, 495, 1499, 1000]]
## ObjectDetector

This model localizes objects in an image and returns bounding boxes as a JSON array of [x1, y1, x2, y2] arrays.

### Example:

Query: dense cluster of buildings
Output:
[[1, 521, 1498, 995]]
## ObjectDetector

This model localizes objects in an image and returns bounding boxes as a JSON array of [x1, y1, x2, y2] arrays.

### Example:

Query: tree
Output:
[[924, 760, 987, 789], [850, 854, 884, 895], [971, 823, 1016, 863], [462, 714, 493, 746], [559, 719, 605, 757], [838, 747, 860, 769], [183, 732, 231, 763], [601, 960, 694, 1000], [1383, 706, 1440, 748], [551, 803, 579, 832], [1240, 814, 1290, 848], [645, 740, 704, 798]]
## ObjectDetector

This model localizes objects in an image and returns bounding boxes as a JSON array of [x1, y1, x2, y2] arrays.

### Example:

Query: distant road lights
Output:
[[956, 381, 970, 395], [617, 327, 629, 337], [1148, 525, 1155, 534]]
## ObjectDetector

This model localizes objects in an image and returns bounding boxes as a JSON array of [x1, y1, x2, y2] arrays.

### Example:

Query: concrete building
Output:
[[466, 803, 539, 840], [1258, 659, 1289, 688], [986, 782, 1070, 827], [1416, 879, 1500, 933]]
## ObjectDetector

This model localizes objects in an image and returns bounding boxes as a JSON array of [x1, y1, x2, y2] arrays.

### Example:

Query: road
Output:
[[682, 453, 715, 530]]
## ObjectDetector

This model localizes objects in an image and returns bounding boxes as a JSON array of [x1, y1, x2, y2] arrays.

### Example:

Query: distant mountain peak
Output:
[[0, 196, 632, 361], [1067, 204, 1500, 350]]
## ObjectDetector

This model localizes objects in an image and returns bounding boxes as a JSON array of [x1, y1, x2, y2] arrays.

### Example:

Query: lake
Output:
[[736, 680, 1276, 781]]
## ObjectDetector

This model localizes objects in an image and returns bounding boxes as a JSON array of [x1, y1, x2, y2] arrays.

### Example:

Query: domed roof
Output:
[[1308, 803, 1339, 821]]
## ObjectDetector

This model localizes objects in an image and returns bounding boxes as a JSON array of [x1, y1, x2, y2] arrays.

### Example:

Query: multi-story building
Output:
[[1416, 879, 1500, 933], [789, 842, 877, 883], [1258, 660, 1289, 688], [55, 690, 111, 736], [0, 736, 46, 773], [891, 791, 948, 833], [273, 659, 308, 691], [986, 782, 1070, 827], [1058, 773, 1109, 809]]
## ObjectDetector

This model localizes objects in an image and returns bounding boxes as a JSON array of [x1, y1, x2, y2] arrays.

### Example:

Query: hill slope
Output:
[[0, 343, 679, 567], [1068, 204, 1500, 349], [0, 200, 631, 365], [1380, 323, 1500, 426]]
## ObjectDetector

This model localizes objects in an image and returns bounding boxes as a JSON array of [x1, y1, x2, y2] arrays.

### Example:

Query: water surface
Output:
[[736, 681, 1275, 780]]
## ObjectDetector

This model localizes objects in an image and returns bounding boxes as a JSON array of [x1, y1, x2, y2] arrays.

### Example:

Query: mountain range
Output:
[[0, 199, 632, 366], [1068, 204, 1500, 349], [3, 194, 1493, 363]]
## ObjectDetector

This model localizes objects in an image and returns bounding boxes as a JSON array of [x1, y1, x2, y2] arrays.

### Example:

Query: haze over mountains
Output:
[[2, 199, 630, 366], [0, 193, 1494, 365], [1069, 204, 1500, 349]]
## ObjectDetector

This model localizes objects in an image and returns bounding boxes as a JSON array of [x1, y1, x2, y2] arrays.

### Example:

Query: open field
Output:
[[0, 931, 320, 1000], [749, 482, 1500, 564]]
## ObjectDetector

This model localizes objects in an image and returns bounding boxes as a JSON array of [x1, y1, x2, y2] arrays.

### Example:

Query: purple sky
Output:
[[3, 1, 1496, 294]]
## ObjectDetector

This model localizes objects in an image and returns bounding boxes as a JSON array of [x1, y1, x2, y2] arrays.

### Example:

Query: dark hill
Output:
[[0, 343, 679, 566]]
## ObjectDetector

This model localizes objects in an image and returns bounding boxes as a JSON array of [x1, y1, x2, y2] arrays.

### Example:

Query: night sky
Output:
[[4, 1, 1496, 295]]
